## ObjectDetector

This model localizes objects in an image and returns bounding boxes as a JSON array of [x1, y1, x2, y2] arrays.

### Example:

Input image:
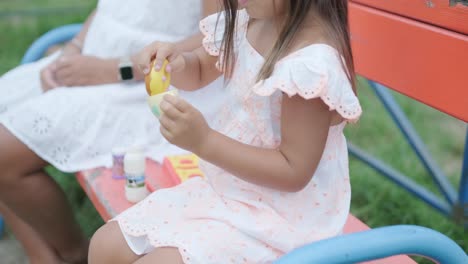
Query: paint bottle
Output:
[[111, 147, 126, 180], [124, 148, 149, 203]]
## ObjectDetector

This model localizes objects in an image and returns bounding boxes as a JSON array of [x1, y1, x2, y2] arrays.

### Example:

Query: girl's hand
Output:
[[159, 94, 211, 153], [54, 55, 118, 87], [136, 42, 186, 75]]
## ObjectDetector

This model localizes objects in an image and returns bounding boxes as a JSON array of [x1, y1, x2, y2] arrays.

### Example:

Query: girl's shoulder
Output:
[[199, 10, 249, 56], [253, 44, 362, 122]]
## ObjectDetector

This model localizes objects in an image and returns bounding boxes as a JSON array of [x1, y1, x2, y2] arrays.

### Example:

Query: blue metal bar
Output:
[[370, 80, 458, 205], [275, 225, 468, 264], [21, 24, 83, 64], [0, 215, 3, 239], [349, 144, 451, 215], [458, 129, 468, 226]]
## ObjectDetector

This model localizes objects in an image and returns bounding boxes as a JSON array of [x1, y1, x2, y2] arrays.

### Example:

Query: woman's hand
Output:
[[159, 94, 211, 153], [39, 42, 82, 91], [136, 42, 186, 75], [40, 62, 60, 91], [54, 54, 119, 87]]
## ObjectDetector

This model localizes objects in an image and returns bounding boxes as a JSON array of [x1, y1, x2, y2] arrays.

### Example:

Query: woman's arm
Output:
[[40, 9, 96, 90], [61, 10, 96, 55], [53, 0, 220, 87]]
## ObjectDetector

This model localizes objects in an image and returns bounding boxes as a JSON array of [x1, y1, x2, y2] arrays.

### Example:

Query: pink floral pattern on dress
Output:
[[114, 10, 362, 264]]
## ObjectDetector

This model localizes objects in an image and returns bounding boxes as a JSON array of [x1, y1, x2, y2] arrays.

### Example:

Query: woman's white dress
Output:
[[0, 0, 226, 171]]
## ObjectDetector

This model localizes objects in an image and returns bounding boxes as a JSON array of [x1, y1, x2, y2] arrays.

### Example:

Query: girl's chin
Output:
[[238, 0, 248, 7]]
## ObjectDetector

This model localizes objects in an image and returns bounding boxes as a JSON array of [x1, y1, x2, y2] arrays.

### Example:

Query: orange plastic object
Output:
[[349, 2, 468, 121], [162, 153, 205, 185]]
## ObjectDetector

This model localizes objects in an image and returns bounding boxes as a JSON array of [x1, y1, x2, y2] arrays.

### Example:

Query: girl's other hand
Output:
[[136, 42, 186, 75], [159, 94, 211, 153]]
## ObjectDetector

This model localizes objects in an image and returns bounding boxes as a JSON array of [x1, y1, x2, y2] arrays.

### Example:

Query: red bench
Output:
[[76, 160, 415, 264]]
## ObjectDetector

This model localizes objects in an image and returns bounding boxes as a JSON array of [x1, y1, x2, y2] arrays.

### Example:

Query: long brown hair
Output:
[[220, 0, 356, 91]]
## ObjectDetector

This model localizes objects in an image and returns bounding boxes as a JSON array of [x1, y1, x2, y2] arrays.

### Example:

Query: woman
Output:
[[0, 0, 223, 263]]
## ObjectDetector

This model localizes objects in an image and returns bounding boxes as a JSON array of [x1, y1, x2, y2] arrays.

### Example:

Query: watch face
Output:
[[120, 66, 133, 80]]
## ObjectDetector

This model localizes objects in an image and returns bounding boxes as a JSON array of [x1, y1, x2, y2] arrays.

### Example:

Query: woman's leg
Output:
[[0, 201, 61, 264], [0, 125, 88, 263], [89, 221, 140, 264]]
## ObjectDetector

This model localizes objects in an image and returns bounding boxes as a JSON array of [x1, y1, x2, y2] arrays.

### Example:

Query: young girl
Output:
[[90, 0, 362, 263]]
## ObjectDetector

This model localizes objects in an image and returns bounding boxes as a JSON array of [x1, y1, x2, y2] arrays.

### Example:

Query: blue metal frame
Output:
[[0, 215, 3, 238], [349, 80, 468, 225], [21, 24, 82, 64], [459, 130, 468, 224], [277, 225, 468, 263]]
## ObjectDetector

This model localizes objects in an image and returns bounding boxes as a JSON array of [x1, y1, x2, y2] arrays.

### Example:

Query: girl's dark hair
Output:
[[220, 0, 356, 91]]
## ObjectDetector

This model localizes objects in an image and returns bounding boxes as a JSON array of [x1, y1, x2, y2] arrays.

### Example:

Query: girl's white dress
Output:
[[0, 0, 226, 171], [113, 10, 362, 263]]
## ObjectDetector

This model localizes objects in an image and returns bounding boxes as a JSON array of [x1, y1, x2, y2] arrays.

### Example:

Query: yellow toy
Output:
[[145, 60, 171, 96], [145, 59, 178, 118], [163, 154, 204, 184]]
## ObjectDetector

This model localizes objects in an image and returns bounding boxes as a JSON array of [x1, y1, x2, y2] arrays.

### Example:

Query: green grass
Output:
[[347, 78, 467, 253], [1, 2, 466, 263]]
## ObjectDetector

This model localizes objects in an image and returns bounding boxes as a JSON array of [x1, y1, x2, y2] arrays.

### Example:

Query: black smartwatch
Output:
[[118, 57, 134, 81]]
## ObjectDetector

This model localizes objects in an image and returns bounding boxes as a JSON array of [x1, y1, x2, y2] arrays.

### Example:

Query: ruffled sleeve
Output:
[[252, 45, 362, 122], [199, 10, 250, 57]]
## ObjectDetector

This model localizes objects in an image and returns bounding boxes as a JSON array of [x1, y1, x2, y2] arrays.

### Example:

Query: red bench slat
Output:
[[352, 0, 468, 35], [350, 2, 468, 122]]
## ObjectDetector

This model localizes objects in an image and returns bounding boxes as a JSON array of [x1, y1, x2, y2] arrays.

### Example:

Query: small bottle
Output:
[[111, 147, 126, 180], [124, 149, 149, 203]]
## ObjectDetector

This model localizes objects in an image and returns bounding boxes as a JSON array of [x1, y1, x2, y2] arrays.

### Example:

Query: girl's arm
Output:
[[169, 47, 222, 90], [140, 41, 221, 90], [198, 96, 332, 192], [162, 93, 333, 192], [137, 0, 221, 90], [134, 0, 219, 82]]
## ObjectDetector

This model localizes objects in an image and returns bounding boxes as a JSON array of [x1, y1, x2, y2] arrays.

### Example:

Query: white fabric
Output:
[[0, 0, 227, 172]]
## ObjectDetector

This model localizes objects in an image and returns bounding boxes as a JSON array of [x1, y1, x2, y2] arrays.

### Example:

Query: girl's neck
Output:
[[248, 13, 327, 59]]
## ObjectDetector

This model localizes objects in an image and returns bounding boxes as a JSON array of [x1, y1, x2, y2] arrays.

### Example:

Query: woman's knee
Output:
[[89, 221, 138, 264], [0, 125, 46, 184]]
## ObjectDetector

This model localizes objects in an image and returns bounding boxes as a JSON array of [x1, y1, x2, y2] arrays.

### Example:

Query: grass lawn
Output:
[[1, 1, 466, 263]]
